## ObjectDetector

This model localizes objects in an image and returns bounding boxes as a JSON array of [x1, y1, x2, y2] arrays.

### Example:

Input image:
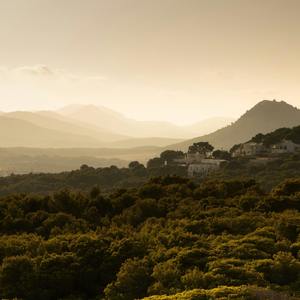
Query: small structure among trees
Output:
[[151, 142, 229, 177], [231, 126, 300, 158], [188, 142, 214, 155]]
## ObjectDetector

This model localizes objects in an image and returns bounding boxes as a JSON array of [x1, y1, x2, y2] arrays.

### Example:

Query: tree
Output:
[[147, 157, 164, 169], [212, 150, 231, 160], [128, 161, 146, 176], [104, 258, 151, 300], [270, 252, 300, 285], [160, 150, 184, 164], [128, 161, 144, 170], [188, 142, 214, 155], [0, 255, 36, 299], [90, 186, 101, 199], [37, 253, 79, 299], [229, 143, 241, 154], [181, 267, 207, 290], [149, 259, 182, 295]]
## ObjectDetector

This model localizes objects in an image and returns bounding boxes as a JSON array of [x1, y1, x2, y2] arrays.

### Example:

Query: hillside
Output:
[[169, 100, 300, 150], [59, 104, 180, 138], [59, 104, 233, 139], [0, 105, 233, 150], [5, 111, 126, 142], [1, 111, 185, 148], [185, 116, 235, 134], [0, 116, 108, 148]]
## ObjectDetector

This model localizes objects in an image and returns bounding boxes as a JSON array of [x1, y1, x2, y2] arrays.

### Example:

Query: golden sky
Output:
[[0, 0, 300, 124]]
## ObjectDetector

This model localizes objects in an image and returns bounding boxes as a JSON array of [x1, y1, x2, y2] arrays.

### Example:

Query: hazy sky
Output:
[[0, 0, 300, 124]]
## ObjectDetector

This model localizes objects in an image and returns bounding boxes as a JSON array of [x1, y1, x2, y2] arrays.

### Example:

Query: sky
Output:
[[0, 0, 300, 124]]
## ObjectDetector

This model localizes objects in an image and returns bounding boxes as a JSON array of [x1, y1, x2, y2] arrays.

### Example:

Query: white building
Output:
[[271, 140, 300, 154], [188, 159, 226, 177], [173, 152, 206, 165], [232, 142, 266, 157]]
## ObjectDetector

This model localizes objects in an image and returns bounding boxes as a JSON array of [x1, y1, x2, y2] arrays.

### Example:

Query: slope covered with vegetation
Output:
[[1, 175, 300, 299], [249, 125, 300, 146]]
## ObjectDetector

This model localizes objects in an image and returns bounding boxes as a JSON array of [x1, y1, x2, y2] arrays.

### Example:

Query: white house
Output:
[[188, 159, 226, 177], [271, 140, 300, 154], [173, 152, 206, 165], [186, 152, 207, 163], [232, 142, 266, 157]]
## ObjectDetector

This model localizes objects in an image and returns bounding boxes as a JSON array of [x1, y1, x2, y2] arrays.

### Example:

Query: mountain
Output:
[[59, 104, 187, 138], [5, 111, 126, 142], [59, 104, 233, 139], [0, 105, 233, 149], [168, 100, 300, 150], [0, 116, 110, 148], [185, 117, 235, 135], [1, 111, 183, 148]]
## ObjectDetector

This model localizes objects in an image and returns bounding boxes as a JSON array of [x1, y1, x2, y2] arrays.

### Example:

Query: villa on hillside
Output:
[[232, 139, 300, 158], [271, 139, 300, 154], [172, 149, 226, 177], [232, 142, 267, 158], [174, 152, 207, 164], [188, 159, 226, 177]]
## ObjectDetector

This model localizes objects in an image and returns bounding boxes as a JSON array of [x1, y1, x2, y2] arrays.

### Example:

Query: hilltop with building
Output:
[[231, 126, 300, 158], [151, 125, 300, 179], [168, 100, 300, 151], [148, 142, 228, 177]]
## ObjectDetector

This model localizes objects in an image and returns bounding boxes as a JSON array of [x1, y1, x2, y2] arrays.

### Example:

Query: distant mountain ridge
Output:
[[5, 111, 126, 142], [168, 100, 300, 150], [0, 105, 232, 148], [59, 104, 233, 139], [0, 116, 106, 148]]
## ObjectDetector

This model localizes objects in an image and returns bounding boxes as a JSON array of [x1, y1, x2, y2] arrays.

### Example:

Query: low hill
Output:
[[169, 100, 300, 150], [59, 104, 182, 138], [2, 111, 183, 148], [59, 104, 233, 139], [5, 111, 126, 142], [0, 116, 108, 148]]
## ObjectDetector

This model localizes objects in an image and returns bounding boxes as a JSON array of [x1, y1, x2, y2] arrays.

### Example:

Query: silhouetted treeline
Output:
[[250, 125, 300, 146], [213, 153, 300, 191], [1, 175, 300, 299], [2, 153, 300, 197], [0, 164, 187, 196]]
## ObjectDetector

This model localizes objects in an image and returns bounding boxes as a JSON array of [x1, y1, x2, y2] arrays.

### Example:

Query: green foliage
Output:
[[250, 126, 300, 146], [0, 177, 300, 299], [212, 150, 232, 160], [147, 157, 165, 169], [143, 286, 254, 299], [104, 257, 152, 300], [160, 150, 185, 164], [0, 165, 187, 196], [188, 142, 214, 154]]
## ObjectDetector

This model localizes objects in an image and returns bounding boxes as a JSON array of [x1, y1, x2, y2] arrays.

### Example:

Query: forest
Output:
[[2, 150, 300, 196], [1, 175, 300, 299]]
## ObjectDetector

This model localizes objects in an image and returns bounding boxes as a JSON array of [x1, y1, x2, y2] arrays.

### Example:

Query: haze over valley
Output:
[[1, 99, 300, 174]]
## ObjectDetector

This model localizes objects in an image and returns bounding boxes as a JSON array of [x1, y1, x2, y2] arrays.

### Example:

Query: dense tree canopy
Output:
[[0, 175, 300, 299], [188, 142, 214, 155], [250, 125, 300, 146], [160, 150, 185, 164]]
